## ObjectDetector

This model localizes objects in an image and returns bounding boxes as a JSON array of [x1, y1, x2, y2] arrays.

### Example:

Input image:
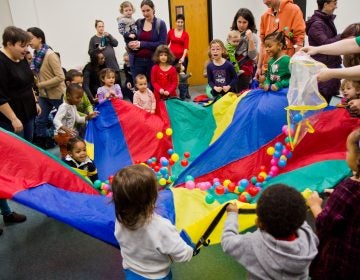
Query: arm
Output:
[[246, 30, 258, 60], [96, 87, 107, 103], [88, 36, 97, 56], [117, 18, 127, 36], [106, 33, 118, 47], [290, 8, 306, 49], [207, 63, 216, 89], [82, 93, 94, 114], [37, 53, 65, 90], [82, 67, 95, 101], [301, 37, 360, 56], [317, 65, 360, 82], [53, 104, 67, 132], [150, 90, 156, 114], [227, 63, 238, 90], [139, 19, 167, 50], [180, 32, 189, 63], [87, 160, 98, 183], [114, 84, 123, 99], [0, 103, 23, 132], [150, 65, 163, 93], [274, 56, 291, 89], [166, 67, 178, 95]]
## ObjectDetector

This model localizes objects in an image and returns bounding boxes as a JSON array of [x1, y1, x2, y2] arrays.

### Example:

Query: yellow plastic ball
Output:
[[223, 179, 231, 187], [156, 132, 164, 139], [159, 178, 167, 186], [280, 155, 287, 160], [259, 171, 267, 179], [266, 146, 275, 156], [165, 128, 173, 136], [171, 153, 179, 162]]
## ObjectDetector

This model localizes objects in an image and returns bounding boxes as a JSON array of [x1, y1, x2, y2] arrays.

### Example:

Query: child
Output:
[[65, 69, 94, 137], [133, 74, 156, 114], [225, 30, 244, 77], [122, 52, 135, 102], [307, 128, 360, 279], [206, 39, 237, 98], [112, 165, 193, 279], [62, 137, 98, 183], [339, 79, 360, 117], [117, 1, 137, 45], [53, 83, 98, 158], [175, 63, 192, 101], [263, 31, 291, 92], [96, 68, 123, 104], [151, 45, 178, 111], [222, 184, 318, 279]]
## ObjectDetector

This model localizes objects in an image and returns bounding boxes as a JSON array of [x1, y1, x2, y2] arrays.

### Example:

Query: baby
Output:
[[133, 74, 156, 114], [117, 1, 137, 44], [176, 63, 192, 100], [225, 30, 244, 76], [339, 79, 360, 117]]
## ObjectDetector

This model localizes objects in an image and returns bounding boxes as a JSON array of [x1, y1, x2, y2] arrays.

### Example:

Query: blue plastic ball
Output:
[[274, 142, 283, 151], [239, 179, 249, 188], [185, 175, 194, 182], [293, 113, 303, 123]]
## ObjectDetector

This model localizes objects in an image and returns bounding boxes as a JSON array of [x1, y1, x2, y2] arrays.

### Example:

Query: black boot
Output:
[[33, 136, 47, 149]]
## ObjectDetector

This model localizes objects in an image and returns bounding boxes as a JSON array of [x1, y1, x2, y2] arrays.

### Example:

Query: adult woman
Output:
[[27, 27, 65, 149], [88, 20, 120, 80], [167, 14, 189, 71], [127, 0, 167, 82], [230, 8, 259, 92], [0, 26, 39, 234], [306, 0, 342, 103], [83, 50, 106, 103]]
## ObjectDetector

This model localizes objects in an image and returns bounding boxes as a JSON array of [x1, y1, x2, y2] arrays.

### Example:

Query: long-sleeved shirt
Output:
[[207, 60, 238, 90], [133, 89, 156, 114], [53, 102, 85, 134], [96, 84, 123, 104], [264, 55, 291, 89]]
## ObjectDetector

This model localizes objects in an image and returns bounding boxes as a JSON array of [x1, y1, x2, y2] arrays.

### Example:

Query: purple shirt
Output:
[[310, 177, 360, 279], [96, 84, 123, 103]]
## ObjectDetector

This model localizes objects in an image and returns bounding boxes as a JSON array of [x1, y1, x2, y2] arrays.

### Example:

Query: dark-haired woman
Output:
[[27, 27, 65, 149], [230, 8, 259, 92], [0, 26, 40, 233]]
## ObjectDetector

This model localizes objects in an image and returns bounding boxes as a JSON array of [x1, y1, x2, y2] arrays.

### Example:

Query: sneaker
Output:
[[3, 212, 27, 224]]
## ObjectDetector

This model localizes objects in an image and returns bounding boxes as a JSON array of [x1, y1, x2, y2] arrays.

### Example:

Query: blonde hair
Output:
[[119, 1, 135, 14], [208, 39, 228, 59], [227, 30, 241, 41], [341, 79, 360, 98]]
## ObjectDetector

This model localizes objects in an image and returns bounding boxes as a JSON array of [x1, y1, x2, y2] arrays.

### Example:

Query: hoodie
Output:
[[222, 212, 319, 280]]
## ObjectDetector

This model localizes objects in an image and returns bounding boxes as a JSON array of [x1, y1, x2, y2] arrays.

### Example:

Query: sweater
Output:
[[222, 212, 318, 280], [53, 102, 86, 134], [114, 213, 193, 279]]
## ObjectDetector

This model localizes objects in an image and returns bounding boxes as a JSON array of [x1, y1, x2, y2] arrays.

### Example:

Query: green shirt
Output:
[[356, 36, 360, 47], [264, 55, 291, 89]]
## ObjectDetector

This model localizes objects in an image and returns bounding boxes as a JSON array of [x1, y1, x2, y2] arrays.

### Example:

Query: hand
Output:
[[348, 99, 360, 114], [11, 117, 23, 133], [179, 57, 185, 64], [300, 46, 317, 56], [255, 68, 263, 81], [159, 89, 164, 95], [164, 90, 170, 96], [103, 32, 109, 37], [222, 85, 231, 92], [128, 41, 140, 50], [36, 103, 42, 115], [245, 29, 253, 39], [189, 72, 192, 77], [126, 82, 133, 89], [270, 84, 278, 91], [214, 86, 223, 93], [306, 191, 323, 209], [62, 126, 77, 137], [263, 84, 269, 91], [129, 34, 136, 39], [109, 91, 116, 98], [226, 202, 238, 213], [86, 111, 99, 120]]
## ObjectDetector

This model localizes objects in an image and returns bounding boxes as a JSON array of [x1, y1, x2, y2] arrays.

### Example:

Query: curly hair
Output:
[[264, 31, 287, 50], [119, 1, 135, 14], [66, 137, 85, 152], [152, 44, 175, 64], [112, 165, 158, 230], [256, 184, 307, 238]]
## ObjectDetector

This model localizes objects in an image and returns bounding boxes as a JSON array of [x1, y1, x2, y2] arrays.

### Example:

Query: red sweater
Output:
[[166, 29, 189, 59]]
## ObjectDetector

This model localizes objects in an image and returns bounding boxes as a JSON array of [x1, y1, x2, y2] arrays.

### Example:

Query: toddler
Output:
[[133, 74, 156, 114], [176, 63, 192, 100], [96, 68, 123, 104], [307, 128, 360, 279], [263, 31, 291, 91], [225, 30, 244, 76], [117, 1, 137, 44], [122, 52, 135, 102], [222, 184, 318, 279], [206, 39, 237, 98], [339, 79, 360, 117], [62, 137, 98, 183], [53, 83, 98, 158], [112, 165, 193, 279]]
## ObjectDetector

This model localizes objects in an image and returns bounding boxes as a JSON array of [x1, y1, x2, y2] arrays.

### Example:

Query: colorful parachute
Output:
[[0, 89, 359, 250]]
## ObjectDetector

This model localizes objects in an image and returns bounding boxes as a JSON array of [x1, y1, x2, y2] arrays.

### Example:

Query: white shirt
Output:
[[53, 102, 85, 134], [114, 213, 193, 279]]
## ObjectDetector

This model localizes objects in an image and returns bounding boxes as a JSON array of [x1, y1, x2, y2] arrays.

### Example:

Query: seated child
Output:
[[307, 128, 360, 280], [62, 137, 98, 183], [117, 1, 137, 45], [225, 30, 244, 76], [222, 184, 319, 279], [263, 31, 291, 91], [112, 165, 193, 279], [133, 74, 156, 114], [339, 79, 360, 117], [176, 63, 192, 100], [53, 83, 98, 158], [207, 39, 237, 98], [97, 68, 123, 104]]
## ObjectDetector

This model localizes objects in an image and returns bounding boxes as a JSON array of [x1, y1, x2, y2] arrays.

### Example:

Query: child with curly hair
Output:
[[222, 184, 318, 279]]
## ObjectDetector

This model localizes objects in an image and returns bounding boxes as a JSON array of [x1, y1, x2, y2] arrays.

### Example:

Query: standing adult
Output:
[[306, 0, 342, 103], [167, 14, 189, 71], [88, 20, 121, 84], [256, 0, 305, 83], [27, 27, 65, 150], [0, 26, 40, 234], [230, 8, 259, 92], [82, 50, 106, 104], [127, 0, 167, 82]]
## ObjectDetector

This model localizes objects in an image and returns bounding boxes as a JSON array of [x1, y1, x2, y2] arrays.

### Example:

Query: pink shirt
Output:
[[133, 88, 156, 114]]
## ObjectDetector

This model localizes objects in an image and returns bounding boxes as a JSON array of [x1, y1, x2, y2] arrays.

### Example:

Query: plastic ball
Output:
[[273, 150, 281, 158], [284, 136, 292, 143], [266, 146, 275, 156], [160, 157, 169, 167], [280, 155, 287, 161], [251, 176, 257, 184], [146, 158, 152, 165], [270, 158, 279, 166], [237, 185, 246, 193], [248, 186, 259, 196], [106, 192, 113, 199], [185, 180, 195, 189], [153, 165, 160, 172], [93, 180, 102, 189], [151, 157, 157, 162], [270, 165, 279, 174], [293, 113, 303, 123], [170, 153, 179, 162], [215, 185, 225, 195], [257, 175, 265, 183], [227, 182, 236, 192], [185, 175, 194, 182], [205, 194, 215, 204], [258, 171, 267, 179], [108, 175, 114, 184], [213, 181, 221, 187], [278, 159, 287, 168], [239, 179, 249, 188], [159, 178, 167, 186], [223, 179, 231, 187], [183, 151, 190, 158], [238, 194, 248, 202], [181, 159, 189, 167], [167, 148, 174, 155], [255, 182, 263, 188], [213, 178, 220, 183], [282, 125, 289, 135], [160, 167, 168, 175], [287, 151, 293, 159], [168, 159, 175, 165], [165, 128, 173, 136], [156, 132, 164, 139], [274, 142, 283, 151]]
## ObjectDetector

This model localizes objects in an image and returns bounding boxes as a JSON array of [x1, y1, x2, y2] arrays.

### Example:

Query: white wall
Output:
[[2, 0, 360, 69]]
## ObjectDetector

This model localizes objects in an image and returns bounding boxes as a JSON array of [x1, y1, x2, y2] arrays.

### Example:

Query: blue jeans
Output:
[[130, 56, 154, 87], [35, 97, 63, 137], [178, 84, 189, 100], [0, 199, 11, 216], [124, 269, 172, 280]]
